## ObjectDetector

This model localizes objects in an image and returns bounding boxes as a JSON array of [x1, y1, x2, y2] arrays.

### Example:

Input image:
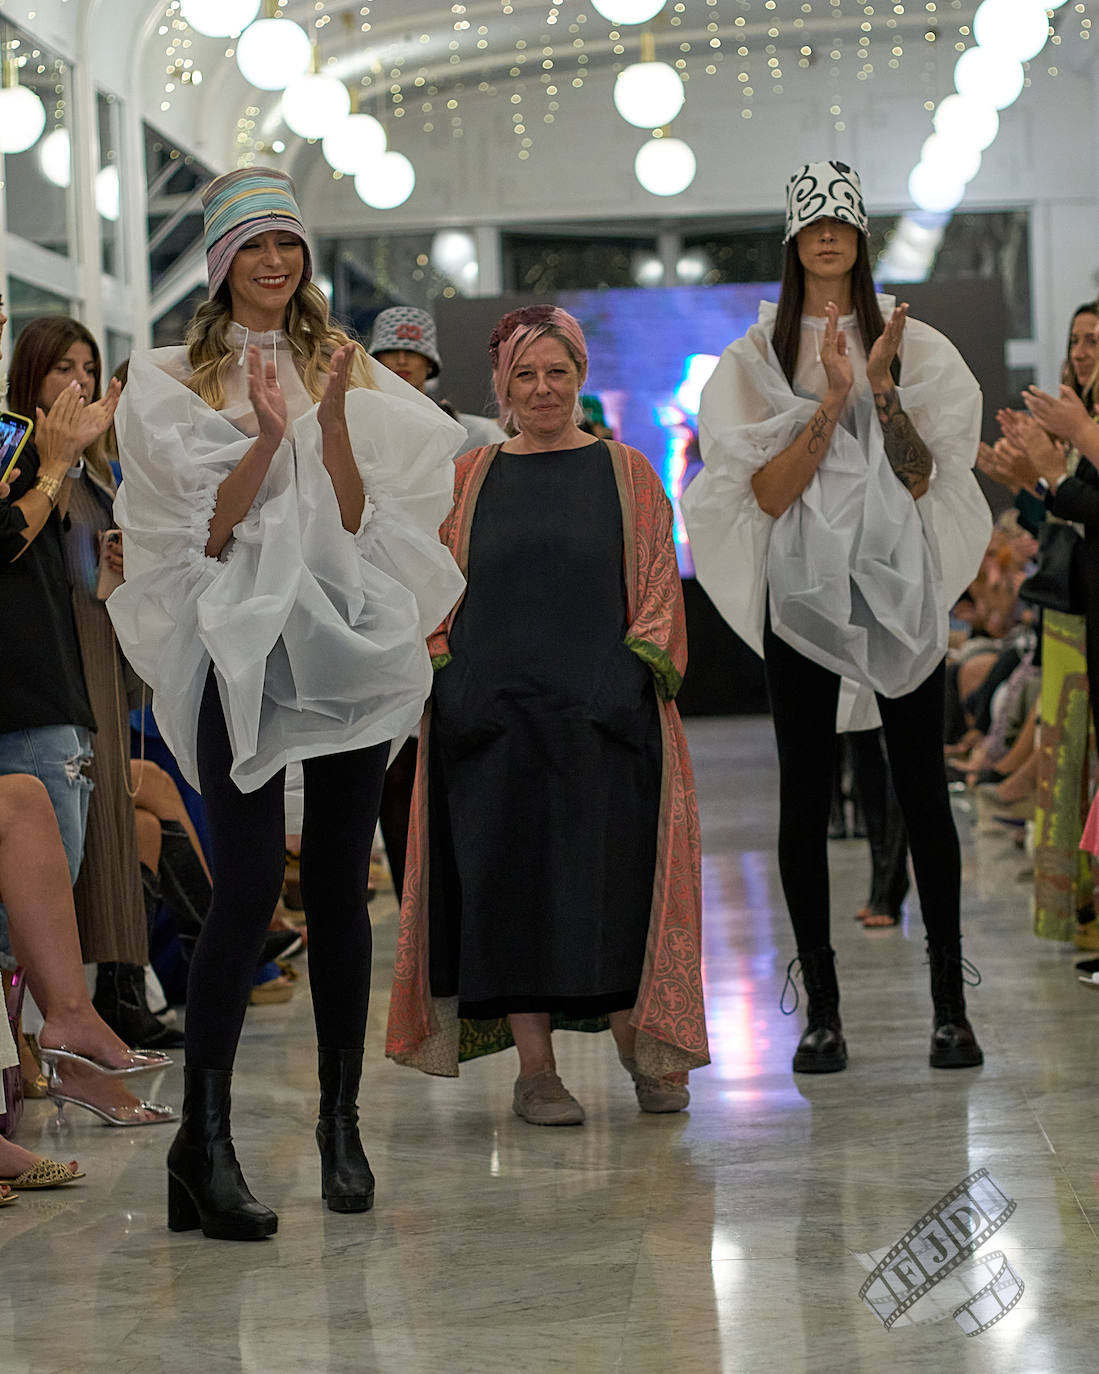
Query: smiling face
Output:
[[796, 217, 860, 286], [226, 229, 305, 329], [40, 340, 98, 411], [507, 333, 583, 441], [1068, 310, 1099, 390]]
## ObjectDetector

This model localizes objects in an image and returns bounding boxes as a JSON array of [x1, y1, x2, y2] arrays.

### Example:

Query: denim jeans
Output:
[[0, 724, 93, 962]]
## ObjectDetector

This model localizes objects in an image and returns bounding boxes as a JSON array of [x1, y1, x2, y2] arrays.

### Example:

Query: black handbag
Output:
[[1019, 520, 1086, 615]]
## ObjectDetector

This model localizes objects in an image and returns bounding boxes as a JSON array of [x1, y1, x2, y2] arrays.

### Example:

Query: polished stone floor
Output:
[[2, 717, 1096, 1373]]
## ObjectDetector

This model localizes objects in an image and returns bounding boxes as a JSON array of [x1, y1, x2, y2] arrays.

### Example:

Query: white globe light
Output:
[[235, 17, 311, 91], [431, 230, 477, 278], [354, 152, 416, 210], [95, 165, 121, 221], [38, 127, 71, 188], [613, 61, 685, 129], [634, 137, 696, 197], [321, 112, 386, 175], [953, 47, 1025, 110], [973, 0, 1050, 64], [632, 252, 664, 286], [908, 161, 966, 214], [281, 72, 350, 140], [932, 94, 999, 151], [180, 0, 260, 38], [0, 83, 47, 154], [591, 1, 668, 23], [676, 249, 710, 284], [920, 132, 982, 185]]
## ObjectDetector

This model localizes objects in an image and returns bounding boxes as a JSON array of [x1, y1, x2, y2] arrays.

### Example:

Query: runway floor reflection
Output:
[[1, 717, 1096, 1372]]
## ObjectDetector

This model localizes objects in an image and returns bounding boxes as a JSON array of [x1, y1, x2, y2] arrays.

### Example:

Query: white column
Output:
[[474, 224, 502, 298]]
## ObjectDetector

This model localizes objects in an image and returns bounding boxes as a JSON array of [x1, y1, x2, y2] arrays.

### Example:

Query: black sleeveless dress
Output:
[[427, 441, 662, 1019]]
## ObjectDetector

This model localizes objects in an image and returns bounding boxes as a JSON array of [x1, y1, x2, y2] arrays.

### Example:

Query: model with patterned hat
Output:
[[369, 305, 508, 451], [108, 168, 466, 1239], [682, 160, 991, 1074]]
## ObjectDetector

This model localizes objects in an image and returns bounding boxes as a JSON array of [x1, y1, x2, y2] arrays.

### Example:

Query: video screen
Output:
[[0, 412, 32, 484], [556, 283, 779, 576]]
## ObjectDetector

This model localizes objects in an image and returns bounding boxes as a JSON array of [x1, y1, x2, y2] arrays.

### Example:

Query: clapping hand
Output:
[[867, 303, 908, 389], [246, 345, 287, 448], [317, 342, 356, 434], [820, 301, 854, 399], [977, 437, 1038, 495], [1024, 384, 1092, 448]]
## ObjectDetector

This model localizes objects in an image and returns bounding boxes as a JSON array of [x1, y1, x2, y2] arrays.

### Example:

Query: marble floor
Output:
[[2, 717, 1097, 1373]]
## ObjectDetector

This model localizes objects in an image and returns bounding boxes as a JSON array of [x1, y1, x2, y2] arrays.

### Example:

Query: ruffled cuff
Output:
[[183, 484, 222, 568], [351, 491, 378, 542]]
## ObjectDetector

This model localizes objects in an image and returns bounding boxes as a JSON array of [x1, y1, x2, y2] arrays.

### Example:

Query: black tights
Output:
[[763, 618, 961, 955], [186, 671, 389, 1069]]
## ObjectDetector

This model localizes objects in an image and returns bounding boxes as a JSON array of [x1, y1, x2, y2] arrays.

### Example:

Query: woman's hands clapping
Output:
[[1024, 384, 1093, 451], [36, 376, 122, 477], [317, 342, 356, 435], [246, 345, 287, 450], [820, 301, 853, 401], [866, 303, 908, 390]]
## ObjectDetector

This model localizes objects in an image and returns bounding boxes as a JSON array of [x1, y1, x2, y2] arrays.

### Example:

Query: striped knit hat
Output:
[[202, 167, 312, 299]]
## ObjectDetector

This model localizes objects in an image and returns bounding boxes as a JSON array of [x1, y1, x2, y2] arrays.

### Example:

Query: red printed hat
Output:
[[368, 306, 441, 378]]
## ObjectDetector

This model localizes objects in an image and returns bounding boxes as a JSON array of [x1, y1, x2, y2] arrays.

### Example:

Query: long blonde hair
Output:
[[185, 279, 376, 409]]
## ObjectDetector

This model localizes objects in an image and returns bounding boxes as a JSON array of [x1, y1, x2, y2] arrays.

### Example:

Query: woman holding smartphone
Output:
[[4, 319, 182, 1059]]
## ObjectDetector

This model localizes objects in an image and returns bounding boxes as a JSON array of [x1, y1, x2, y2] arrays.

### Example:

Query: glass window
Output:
[[502, 231, 658, 292], [5, 277, 74, 351], [105, 328, 132, 376], [97, 91, 123, 279], [143, 124, 212, 292], [2, 25, 73, 260]]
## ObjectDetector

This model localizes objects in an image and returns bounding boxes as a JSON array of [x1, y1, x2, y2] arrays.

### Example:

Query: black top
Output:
[[0, 440, 95, 733], [428, 441, 661, 1017]]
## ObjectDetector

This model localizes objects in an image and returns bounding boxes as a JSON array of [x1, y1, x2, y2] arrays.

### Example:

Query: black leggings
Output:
[[186, 670, 389, 1069], [763, 617, 961, 955]]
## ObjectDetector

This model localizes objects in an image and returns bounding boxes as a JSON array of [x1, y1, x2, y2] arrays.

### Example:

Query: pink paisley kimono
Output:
[[385, 441, 708, 1080]]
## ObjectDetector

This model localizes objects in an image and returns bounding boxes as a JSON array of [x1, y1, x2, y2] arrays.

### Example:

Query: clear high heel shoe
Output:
[[38, 1044, 172, 1077], [44, 1063, 177, 1128]]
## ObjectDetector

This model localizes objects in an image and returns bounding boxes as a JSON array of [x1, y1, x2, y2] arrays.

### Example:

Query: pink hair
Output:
[[489, 305, 588, 427]]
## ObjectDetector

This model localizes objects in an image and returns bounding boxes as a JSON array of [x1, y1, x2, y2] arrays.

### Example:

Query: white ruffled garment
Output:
[[108, 324, 467, 792], [681, 296, 991, 703]]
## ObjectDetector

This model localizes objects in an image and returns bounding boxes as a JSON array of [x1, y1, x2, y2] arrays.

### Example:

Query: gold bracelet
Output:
[[33, 473, 62, 508]]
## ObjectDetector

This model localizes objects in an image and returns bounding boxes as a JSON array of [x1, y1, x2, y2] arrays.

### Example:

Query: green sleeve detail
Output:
[[625, 635, 682, 701], [431, 653, 453, 671]]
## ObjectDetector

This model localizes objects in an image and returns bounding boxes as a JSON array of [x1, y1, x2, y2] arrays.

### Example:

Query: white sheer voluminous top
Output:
[[681, 295, 991, 710], [108, 323, 467, 792]]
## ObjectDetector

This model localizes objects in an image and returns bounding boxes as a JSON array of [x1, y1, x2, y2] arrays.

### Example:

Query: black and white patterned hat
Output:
[[783, 161, 869, 243], [368, 306, 441, 377]]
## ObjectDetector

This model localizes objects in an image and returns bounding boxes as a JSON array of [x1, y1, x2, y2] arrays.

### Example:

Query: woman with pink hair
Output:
[[386, 306, 708, 1123]]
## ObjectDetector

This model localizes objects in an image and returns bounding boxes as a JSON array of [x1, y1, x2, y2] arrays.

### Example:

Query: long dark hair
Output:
[[771, 233, 894, 387], [7, 316, 111, 485]]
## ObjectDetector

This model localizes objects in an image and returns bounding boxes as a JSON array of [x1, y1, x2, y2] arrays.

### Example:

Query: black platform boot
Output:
[[784, 946, 848, 1074], [93, 961, 185, 1050], [166, 1067, 278, 1240], [928, 942, 984, 1069], [316, 1047, 375, 1213]]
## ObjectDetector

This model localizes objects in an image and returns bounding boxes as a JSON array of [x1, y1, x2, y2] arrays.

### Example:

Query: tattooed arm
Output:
[[872, 381, 932, 499], [751, 301, 852, 518], [866, 302, 931, 500]]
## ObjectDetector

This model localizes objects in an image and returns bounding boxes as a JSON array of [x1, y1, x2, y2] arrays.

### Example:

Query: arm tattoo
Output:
[[873, 384, 932, 492], [807, 405, 834, 458]]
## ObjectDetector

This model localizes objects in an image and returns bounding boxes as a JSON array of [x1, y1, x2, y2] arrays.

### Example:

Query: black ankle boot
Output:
[[316, 1047, 374, 1213], [784, 946, 847, 1074], [927, 942, 984, 1069], [93, 961, 185, 1050], [166, 1066, 278, 1240]]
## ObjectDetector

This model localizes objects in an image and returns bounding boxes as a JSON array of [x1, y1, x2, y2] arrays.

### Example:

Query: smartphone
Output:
[[0, 410, 34, 485]]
